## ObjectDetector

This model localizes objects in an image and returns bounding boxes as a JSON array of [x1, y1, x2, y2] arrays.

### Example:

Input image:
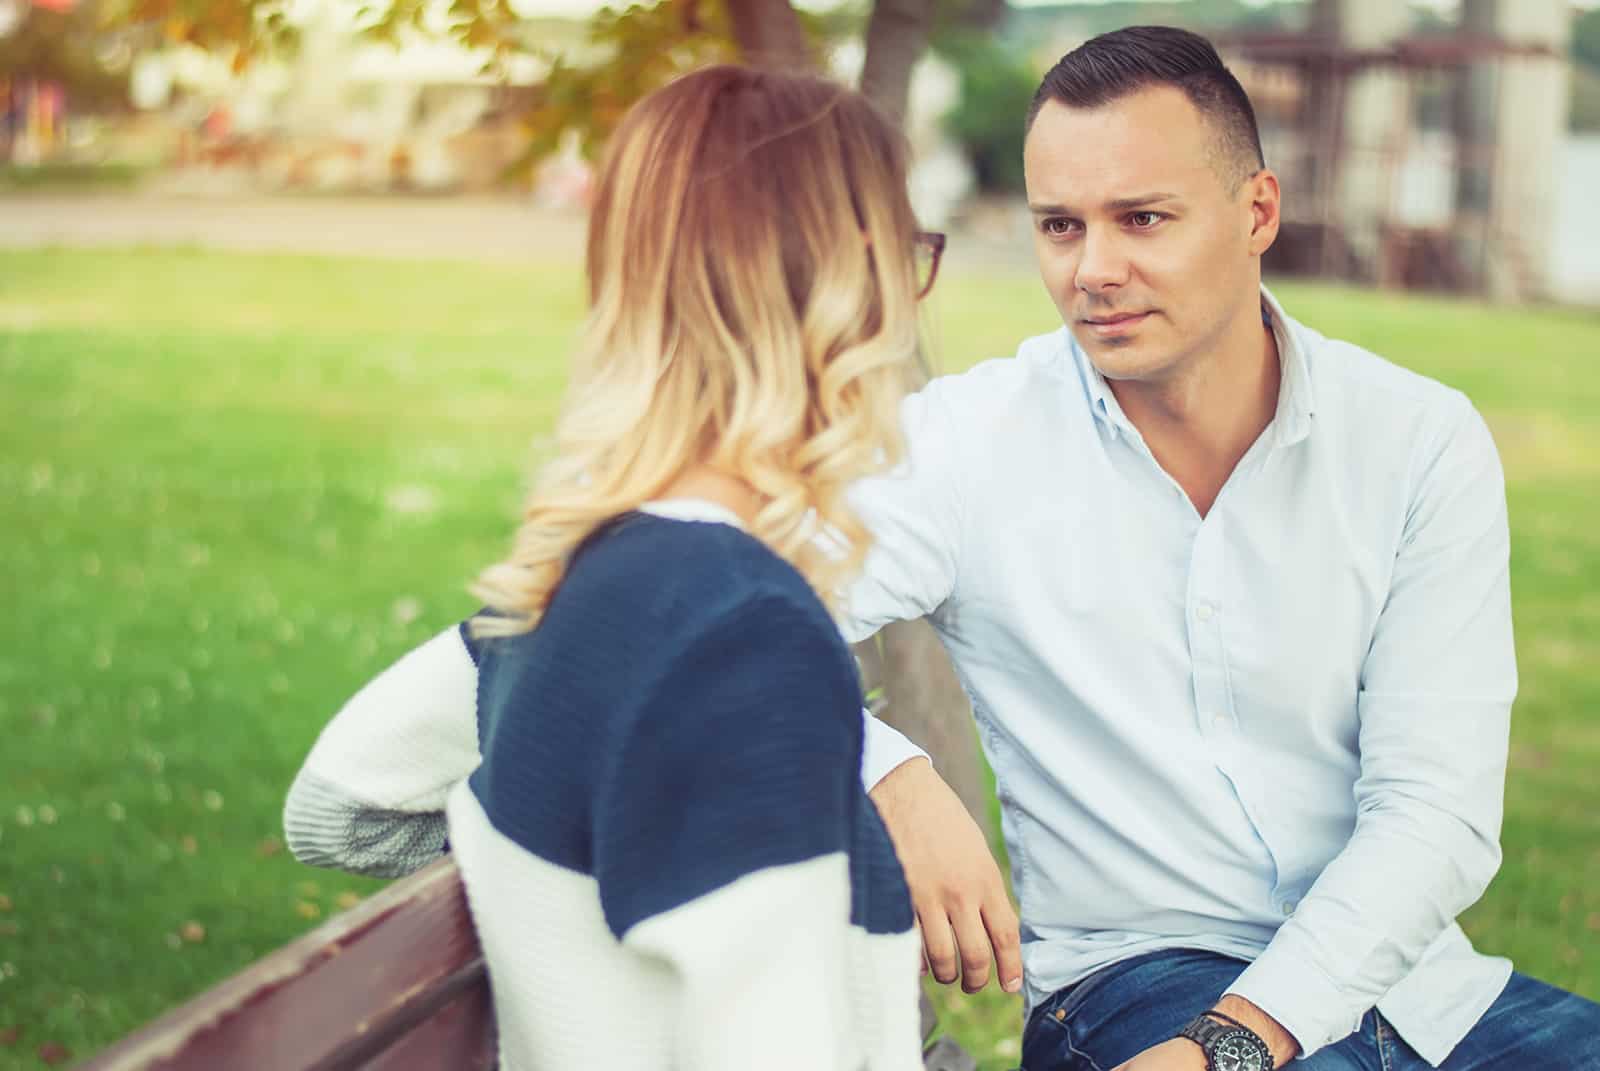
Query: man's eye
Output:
[[1042, 218, 1078, 237], [1129, 212, 1163, 229]]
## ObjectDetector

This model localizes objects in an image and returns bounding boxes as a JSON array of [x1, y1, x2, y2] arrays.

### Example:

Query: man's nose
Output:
[[1074, 229, 1129, 295]]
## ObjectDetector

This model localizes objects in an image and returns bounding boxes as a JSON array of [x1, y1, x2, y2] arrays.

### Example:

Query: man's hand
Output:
[[869, 757, 1022, 994], [1111, 1038, 1207, 1071], [1112, 996, 1298, 1071]]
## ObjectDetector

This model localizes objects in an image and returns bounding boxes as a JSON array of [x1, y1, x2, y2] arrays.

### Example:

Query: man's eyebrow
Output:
[[1106, 193, 1181, 211], [1028, 193, 1182, 216]]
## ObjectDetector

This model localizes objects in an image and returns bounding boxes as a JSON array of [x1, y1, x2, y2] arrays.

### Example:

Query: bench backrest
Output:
[[76, 858, 494, 1071], [77, 857, 974, 1071]]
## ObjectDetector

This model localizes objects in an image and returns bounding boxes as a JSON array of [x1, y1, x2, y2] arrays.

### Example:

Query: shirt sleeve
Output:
[[594, 597, 882, 1071], [860, 707, 931, 790], [284, 622, 482, 877], [839, 383, 967, 644], [840, 383, 967, 789], [1226, 398, 1516, 1056]]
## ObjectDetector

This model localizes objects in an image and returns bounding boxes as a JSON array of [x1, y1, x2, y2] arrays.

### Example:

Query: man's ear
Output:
[[1246, 169, 1281, 257]]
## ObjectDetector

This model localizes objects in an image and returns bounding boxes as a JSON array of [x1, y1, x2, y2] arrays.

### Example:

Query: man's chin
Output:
[[1081, 342, 1180, 386], [1074, 331, 1145, 366]]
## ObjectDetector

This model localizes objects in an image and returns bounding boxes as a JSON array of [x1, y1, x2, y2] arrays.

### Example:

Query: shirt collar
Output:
[[1261, 285, 1316, 448], [1071, 285, 1316, 448]]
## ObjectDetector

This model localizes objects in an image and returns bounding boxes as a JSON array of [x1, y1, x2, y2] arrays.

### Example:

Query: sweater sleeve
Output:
[[594, 596, 879, 1071], [284, 623, 481, 877]]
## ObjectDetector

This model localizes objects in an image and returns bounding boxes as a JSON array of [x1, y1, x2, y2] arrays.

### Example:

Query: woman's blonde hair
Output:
[[472, 64, 927, 637]]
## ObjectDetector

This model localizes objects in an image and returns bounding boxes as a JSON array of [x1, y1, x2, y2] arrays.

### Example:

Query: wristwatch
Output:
[[1177, 1011, 1273, 1071]]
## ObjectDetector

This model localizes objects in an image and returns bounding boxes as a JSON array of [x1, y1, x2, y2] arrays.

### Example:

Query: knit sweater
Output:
[[284, 504, 923, 1071]]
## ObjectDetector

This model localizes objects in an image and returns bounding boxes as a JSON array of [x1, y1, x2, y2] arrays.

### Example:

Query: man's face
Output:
[[1023, 86, 1272, 384]]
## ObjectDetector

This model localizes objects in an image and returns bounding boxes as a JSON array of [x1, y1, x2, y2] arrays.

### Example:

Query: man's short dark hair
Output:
[[1027, 25, 1265, 189]]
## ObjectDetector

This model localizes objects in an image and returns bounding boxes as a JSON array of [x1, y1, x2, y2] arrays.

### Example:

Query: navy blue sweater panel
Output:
[[850, 794, 914, 935], [591, 592, 864, 937], [463, 514, 890, 937]]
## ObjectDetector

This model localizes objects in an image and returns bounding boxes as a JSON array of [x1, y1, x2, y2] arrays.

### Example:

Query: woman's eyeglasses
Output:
[[914, 231, 946, 301]]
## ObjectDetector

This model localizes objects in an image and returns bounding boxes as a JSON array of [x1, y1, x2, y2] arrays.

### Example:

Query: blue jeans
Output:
[[1020, 948, 1600, 1070]]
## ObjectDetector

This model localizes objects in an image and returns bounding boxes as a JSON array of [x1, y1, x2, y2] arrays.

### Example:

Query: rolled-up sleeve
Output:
[[1227, 398, 1516, 1056]]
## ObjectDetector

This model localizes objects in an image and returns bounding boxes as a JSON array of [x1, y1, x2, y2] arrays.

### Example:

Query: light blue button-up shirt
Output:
[[847, 288, 1517, 1065]]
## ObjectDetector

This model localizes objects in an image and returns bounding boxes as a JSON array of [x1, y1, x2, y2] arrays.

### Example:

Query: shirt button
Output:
[[1196, 602, 1216, 622], [1281, 900, 1298, 916]]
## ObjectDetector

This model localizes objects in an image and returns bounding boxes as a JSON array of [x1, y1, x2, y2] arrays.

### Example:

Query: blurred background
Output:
[[2, 2, 1598, 1069]]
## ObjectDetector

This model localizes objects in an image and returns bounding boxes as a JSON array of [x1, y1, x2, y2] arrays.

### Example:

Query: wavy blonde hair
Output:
[[472, 65, 927, 637]]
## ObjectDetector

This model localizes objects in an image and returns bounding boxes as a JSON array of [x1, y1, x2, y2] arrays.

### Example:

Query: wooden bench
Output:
[[76, 857, 976, 1070]]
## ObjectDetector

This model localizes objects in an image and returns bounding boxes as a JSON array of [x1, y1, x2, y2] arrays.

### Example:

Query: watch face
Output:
[[1212, 1030, 1269, 1071]]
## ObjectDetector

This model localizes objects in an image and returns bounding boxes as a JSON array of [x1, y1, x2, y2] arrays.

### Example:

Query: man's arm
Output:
[[1222, 399, 1514, 1056], [846, 383, 1023, 996], [1118, 398, 1515, 1069]]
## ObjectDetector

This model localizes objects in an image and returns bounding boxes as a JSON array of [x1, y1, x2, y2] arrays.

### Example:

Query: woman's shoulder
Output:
[[475, 514, 857, 728], [570, 512, 837, 635]]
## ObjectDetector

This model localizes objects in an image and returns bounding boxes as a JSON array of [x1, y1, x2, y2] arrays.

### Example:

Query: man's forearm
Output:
[[1212, 995, 1299, 1068]]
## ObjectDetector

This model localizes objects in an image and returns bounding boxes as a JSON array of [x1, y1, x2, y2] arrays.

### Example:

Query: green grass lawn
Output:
[[2, 247, 1598, 1070]]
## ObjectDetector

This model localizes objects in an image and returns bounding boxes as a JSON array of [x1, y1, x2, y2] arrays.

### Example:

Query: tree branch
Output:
[[724, 0, 815, 71], [859, 0, 935, 125]]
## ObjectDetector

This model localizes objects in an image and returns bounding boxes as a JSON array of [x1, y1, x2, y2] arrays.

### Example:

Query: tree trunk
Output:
[[949, 0, 1006, 30], [857, 0, 994, 843], [858, 0, 936, 126], [723, 0, 814, 71]]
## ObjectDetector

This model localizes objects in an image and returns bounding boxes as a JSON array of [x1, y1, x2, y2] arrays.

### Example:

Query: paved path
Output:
[[0, 189, 1036, 270], [0, 191, 589, 263]]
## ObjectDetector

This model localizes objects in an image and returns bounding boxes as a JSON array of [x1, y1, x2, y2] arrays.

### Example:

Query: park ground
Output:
[[1, 199, 1598, 1070]]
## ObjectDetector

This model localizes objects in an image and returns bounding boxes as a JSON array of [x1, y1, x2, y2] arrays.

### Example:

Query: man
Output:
[[284, 25, 1600, 1071], [853, 25, 1600, 1071]]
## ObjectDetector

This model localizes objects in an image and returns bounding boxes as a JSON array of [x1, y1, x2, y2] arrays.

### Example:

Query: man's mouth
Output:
[[1080, 311, 1153, 336]]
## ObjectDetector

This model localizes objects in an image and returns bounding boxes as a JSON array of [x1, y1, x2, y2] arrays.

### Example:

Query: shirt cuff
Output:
[[859, 707, 930, 792], [1224, 928, 1364, 1061]]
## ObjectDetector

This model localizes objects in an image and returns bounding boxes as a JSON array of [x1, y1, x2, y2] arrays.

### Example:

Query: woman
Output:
[[284, 64, 945, 1070]]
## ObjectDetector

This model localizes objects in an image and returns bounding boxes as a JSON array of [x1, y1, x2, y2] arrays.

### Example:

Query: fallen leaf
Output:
[[295, 901, 321, 920], [0, 1026, 20, 1046], [255, 837, 283, 858], [37, 1042, 71, 1065], [180, 921, 206, 944], [335, 892, 361, 910], [180, 835, 198, 855], [0, 895, 11, 912]]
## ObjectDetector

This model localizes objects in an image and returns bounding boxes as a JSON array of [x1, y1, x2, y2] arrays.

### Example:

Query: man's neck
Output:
[[1108, 305, 1281, 518]]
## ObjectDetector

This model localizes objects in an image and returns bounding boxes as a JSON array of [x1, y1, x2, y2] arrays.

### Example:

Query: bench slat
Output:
[[77, 858, 491, 1071], [345, 983, 496, 1071]]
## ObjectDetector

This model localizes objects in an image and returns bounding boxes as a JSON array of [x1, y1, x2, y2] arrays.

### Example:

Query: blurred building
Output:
[[1218, 0, 1574, 303], [125, 8, 574, 194], [1008, 0, 1590, 304]]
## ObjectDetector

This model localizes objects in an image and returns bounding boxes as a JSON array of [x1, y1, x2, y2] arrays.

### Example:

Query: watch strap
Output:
[[1178, 1011, 1273, 1071]]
